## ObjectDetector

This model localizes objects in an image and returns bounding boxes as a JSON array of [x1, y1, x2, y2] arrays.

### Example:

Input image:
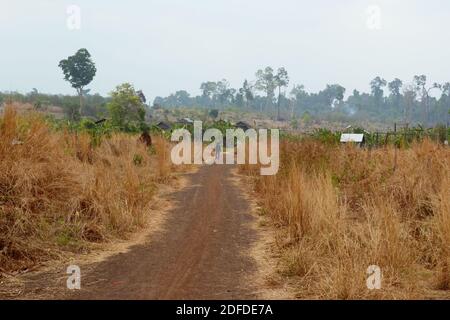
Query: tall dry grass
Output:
[[242, 138, 450, 299], [0, 107, 172, 272]]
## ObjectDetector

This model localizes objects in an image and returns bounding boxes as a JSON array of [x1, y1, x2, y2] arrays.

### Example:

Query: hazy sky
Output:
[[1, 0, 449, 101]]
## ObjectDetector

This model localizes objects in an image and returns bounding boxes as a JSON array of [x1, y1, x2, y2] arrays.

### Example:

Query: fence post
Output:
[[404, 123, 408, 145], [394, 123, 397, 171]]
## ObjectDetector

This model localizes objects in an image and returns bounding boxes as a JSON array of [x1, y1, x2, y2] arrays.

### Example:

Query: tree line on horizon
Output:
[[154, 68, 450, 126], [1, 48, 449, 127], [0, 49, 148, 131]]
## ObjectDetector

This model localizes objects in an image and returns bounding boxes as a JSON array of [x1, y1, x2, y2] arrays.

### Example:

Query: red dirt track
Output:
[[47, 165, 260, 299]]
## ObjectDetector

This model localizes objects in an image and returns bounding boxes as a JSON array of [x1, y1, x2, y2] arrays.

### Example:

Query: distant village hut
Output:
[[94, 118, 107, 125], [340, 133, 365, 147], [156, 121, 172, 131], [235, 121, 251, 131], [177, 118, 194, 126]]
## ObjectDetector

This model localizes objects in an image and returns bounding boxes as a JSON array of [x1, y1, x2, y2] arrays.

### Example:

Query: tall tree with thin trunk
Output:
[[388, 78, 403, 115], [274, 67, 289, 120], [242, 80, 254, 109], [413, 75, 427, 123], [255, 67, 276, 113], [370, 76, 387, 111], [402, 84, 416, 123], [59, 48, 97, 117]]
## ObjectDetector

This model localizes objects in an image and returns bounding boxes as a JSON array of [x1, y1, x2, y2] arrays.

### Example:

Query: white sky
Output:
[[1, 0, 449, 101]]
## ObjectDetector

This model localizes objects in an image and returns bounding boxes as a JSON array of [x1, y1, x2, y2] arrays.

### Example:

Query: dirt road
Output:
[[18, 165, 264, 299]]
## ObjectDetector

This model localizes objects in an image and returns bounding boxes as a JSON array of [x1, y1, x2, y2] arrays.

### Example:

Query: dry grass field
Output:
[[0, 107, 172, 273], [241, 138, 450, 299], [1, 103, 448, 300]]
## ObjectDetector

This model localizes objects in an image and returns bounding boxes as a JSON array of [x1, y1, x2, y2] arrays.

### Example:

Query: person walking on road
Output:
[[215, 141, 222, 161]]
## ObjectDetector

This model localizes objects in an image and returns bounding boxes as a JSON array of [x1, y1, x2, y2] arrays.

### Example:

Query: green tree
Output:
[[370, 76, 387, 109], [413, 75, 427, 95], [200, 81, 217, 98], [402, 84, 417, 123], [58, 48, 97, 116], [274, 67, 289, 120], [388, 78, 403, 114], [255, 67, 276, 112], [301, 111, 312, 124], [442, 82, 450, 96], [200, 81, 217, 107], [236, 89, 245, 108], [413, 75, 429, 123], [242, 80, 254, 108], [290, 84, 308, 117], [215, 79, 235, 106], [107, 83, 146, 130], [388, 78, 403, 97], [324, 84, 345, 107], [174, 90, 191, 106], [62, 97, 81, 121]]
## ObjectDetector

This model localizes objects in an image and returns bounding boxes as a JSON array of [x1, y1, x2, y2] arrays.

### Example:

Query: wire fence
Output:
[[281, 123, 450, 148]]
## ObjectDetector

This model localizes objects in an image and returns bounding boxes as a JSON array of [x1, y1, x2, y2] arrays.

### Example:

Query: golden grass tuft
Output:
[[0, 107, 173, 272], [242, 138, 450, 299]]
